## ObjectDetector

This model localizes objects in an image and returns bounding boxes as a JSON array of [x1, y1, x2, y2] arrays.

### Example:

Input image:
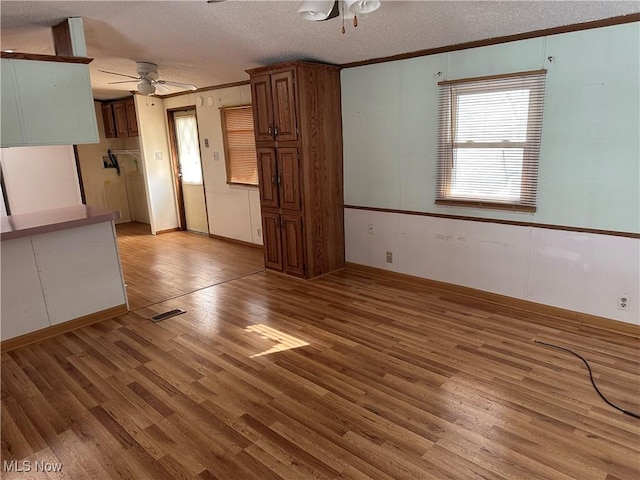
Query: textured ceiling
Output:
[[2, 0, 639, 100]]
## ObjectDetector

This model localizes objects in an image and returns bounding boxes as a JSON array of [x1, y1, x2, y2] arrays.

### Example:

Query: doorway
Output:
[[168, 109, 208, 234]]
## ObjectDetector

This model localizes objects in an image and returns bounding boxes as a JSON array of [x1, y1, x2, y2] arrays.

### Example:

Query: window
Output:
[[220, 105, 258, 185], [436, 70, 547, 212], [174, 113, 203, 184]]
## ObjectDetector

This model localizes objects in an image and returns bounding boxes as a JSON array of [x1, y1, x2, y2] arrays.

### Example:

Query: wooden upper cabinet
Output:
[[250, 69, 297, 143], [125, 98, 138, 136], [113, 101, 129, 137], [251, 75, 274, 142], [277, 148, 301, 211], [101, 103, 116, 138], [270, 71, 297, 142], [257, 148, 278, 209], [102, 97, 138, 138]]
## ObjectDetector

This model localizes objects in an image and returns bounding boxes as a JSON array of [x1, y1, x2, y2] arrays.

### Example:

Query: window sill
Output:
[[227, 181, 259, 188], [435, 199, 536, 213]]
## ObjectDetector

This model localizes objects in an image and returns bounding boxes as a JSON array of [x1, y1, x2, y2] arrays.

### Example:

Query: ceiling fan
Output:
[[99, 61, 197, 96]]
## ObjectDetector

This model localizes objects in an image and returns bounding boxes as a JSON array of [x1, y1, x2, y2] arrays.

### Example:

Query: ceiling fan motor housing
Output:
[[136, 61, 158, 78]]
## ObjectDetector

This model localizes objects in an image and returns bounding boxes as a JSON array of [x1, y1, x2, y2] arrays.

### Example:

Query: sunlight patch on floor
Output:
[[245, 324, 309, 358]]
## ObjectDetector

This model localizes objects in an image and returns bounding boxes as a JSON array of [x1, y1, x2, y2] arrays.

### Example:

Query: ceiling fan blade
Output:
[[108, 80, 139, 84], [156, 80, 198, 91], [99, 70, 140, 80], [153, 82, 170, 92]]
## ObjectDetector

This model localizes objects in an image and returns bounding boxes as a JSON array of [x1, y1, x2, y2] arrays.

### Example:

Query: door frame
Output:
[[166, 107, 208, 232]]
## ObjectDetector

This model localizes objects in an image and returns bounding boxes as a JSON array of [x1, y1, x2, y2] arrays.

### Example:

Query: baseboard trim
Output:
[[1, 304, 128, 352], [345, 263, 639, 337], [209, 234, 263, 249]]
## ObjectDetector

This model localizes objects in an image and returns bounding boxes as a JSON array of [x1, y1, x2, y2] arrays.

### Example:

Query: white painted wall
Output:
[[135, 94, 178, 233], [0, 145, 82, 214], [180, 86, 263, 244], [341, 22, 640, 325], [342, 22, 640, 233], [345, 208, 639, 325]]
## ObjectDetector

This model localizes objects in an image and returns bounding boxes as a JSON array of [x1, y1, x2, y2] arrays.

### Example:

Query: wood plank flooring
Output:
[[2, 227, 639, 479], [115, 222, 264, 310]]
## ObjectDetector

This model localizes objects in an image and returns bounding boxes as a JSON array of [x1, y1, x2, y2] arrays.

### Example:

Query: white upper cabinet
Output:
[[1, 56, 99, 147]]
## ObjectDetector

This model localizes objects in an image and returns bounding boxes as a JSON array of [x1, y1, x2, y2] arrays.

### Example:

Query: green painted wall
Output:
[[342, 22, 640, 233]]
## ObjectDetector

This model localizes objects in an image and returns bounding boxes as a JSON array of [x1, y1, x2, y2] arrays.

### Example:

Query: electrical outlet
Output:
[[386, 251, 393, 263], [618, 294, 630, 311], [257, 228, 262, 238], [368, 223, 374, 234]]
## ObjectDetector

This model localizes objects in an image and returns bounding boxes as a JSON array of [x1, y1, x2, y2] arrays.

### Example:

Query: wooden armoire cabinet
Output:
[[247, 61, 344, 278]]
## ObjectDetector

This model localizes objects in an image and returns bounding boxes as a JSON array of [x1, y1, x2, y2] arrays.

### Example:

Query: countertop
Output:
[[1, 205, 120, 241]]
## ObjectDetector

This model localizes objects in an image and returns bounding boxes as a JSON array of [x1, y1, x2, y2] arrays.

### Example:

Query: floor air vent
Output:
[[151, 309, 186, 322]]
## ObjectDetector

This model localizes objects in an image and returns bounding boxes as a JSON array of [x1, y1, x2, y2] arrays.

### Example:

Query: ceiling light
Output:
[[297, 1, 339, 21], [137, 79, 155, 96], [298, 0, 380, 32], [2, 49, 17, 53], [349, 0, 380, 15]]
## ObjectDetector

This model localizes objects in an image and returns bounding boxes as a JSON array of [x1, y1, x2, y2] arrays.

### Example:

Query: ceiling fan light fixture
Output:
[[297, 0, 338, 21], [349, 0, 380, 14], [137, 79, 155, 96]]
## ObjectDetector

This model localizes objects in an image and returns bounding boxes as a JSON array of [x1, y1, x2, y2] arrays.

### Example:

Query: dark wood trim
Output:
[[72, 145, 87, 204], [1, 304, 128, 352], [435, 199, 536, 213], [344, 205, 640, 239], [209, 233, 263, 249], [346, 263, 640, 337], [155, 227, 181, 235], [246, 61, 341, 76], [341, 14, 640, 68], [1, 52, 93, 64], [166, 109, 187, 231], [158, 80, 251, 99], [438, 69, 547, 86]]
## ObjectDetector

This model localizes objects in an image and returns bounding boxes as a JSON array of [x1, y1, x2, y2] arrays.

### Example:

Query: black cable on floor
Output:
[[534, 340, 640, 419]]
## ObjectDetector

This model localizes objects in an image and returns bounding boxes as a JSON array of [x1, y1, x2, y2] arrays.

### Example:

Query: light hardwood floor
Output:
[[116, 222, 265, 310], [1, 226, 639, 479]]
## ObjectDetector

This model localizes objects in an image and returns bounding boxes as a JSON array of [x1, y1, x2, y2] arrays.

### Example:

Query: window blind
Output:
[[436, 70, 547, 212], [221, 106, 258, 185]]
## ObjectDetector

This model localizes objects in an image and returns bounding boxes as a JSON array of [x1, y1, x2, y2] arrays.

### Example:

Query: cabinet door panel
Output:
[[277, 148, 301, 211], [271, 71, 297, 142], [10, 60, 99, 145], [113, 101, 128, 137], [101, 103, 116, 138], [262, 212, 283, 271], [125, 98, 138, 136], [257, 148, 278, 208], [281, 214, 305, 276], [251, 75, 274, 142]]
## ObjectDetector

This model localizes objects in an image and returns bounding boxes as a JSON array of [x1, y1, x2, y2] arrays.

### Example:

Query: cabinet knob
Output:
[[268, 125, 272, 136], [274, 125, 279, 137]]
